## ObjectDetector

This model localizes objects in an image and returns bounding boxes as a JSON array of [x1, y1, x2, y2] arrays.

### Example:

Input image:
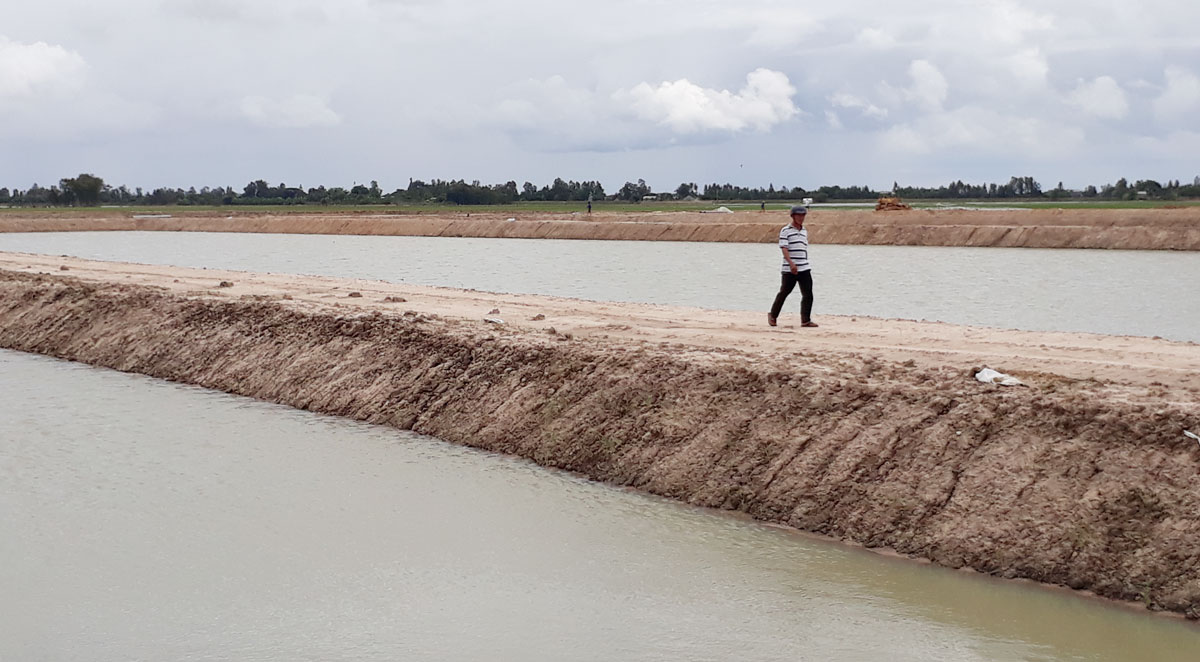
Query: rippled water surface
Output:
[[3, 349, 1199, 661], [2, 231, 1198, 341]]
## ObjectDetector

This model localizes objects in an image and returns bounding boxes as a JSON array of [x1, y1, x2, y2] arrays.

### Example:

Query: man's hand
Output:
[[789, 263, 798, 275]]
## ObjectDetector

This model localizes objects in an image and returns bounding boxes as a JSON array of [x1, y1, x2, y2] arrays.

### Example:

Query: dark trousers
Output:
[[770, 270, 813, 322]]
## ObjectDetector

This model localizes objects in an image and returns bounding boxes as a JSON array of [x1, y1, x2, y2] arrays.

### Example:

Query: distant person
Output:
[[768, 205, 817, 327], [587, 200, 592, 214], [760, 201, 765, 212]]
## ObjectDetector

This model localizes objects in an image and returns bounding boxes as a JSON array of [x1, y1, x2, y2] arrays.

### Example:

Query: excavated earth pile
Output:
[[2, 268, 1199, 618], [876, 196, 914, 211]]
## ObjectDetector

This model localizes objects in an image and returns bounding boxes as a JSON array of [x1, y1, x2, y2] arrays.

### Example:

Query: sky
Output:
[[2, 0, 1199, 194]]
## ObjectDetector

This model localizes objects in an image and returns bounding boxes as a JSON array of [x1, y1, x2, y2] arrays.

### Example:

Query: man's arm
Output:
[[780, 246, 797, 274]]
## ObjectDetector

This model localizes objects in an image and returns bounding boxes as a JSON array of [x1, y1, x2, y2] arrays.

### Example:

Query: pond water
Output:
[[2, 232, 1198, 342], [2, 349, 1199, 661]]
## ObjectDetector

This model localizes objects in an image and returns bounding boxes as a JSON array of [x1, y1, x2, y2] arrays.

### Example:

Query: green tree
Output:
[[1111, 177, 1129, 200], [242, 180, 269, 198], [617, 179, 651, 201], [496, 181, 519, 202], [1134, 180, 1163, 198], [547, 177, 571, 201], [60, 173, 105, 206]]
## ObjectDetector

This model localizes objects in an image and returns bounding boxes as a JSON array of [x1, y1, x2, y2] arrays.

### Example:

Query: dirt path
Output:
[[4, 251, 1198, 396]]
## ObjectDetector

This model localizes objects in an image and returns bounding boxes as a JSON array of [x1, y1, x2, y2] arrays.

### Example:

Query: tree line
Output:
[[0, 177, 606, 207], [2, 173, 1198, 207]]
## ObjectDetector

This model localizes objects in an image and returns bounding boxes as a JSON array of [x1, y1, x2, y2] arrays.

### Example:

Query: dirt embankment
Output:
[[2, 207, 1198, 250], [2, 261, 1199, 617]]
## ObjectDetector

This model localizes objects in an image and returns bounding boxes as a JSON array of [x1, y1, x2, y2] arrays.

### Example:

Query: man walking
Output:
[[768, 205, 817, 327]]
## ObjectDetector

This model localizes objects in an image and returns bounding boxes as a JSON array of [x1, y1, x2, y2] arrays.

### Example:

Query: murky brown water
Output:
[[2, 231, 1199, 342], [2, 349, 1198, 661]]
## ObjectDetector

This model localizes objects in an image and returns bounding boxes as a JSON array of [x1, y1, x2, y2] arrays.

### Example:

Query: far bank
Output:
[[2, 207, 1198, 250]]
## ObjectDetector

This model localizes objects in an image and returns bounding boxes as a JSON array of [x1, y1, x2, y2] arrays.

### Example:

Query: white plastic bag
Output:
[[975, 367, 1025, 387]]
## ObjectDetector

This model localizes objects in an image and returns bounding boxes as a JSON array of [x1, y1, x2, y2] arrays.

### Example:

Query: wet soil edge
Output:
[[3, 269, 1198, 618]]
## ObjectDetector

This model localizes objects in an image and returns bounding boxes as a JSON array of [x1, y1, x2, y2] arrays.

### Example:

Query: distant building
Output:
[[642, 194, 658, 201]]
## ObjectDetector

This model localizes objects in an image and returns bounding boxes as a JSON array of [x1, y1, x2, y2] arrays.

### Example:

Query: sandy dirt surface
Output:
[[2, 206, 1199, 249], [3, 252, 1199, 618], [3, 251, 1198, 396]]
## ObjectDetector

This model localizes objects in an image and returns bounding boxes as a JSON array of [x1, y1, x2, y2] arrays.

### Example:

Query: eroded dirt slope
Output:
[[2, 264, 1198, 617]]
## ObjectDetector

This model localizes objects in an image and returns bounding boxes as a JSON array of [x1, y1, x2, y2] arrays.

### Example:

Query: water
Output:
[[3, 349, 1199, 661], [2, 232, 1198, 342]]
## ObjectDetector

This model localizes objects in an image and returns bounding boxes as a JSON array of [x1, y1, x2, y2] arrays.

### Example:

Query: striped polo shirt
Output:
[[779, 224, 810, 272]]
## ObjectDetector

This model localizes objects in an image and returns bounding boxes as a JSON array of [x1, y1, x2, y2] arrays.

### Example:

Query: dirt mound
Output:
[[2, 267, 1198, 618], [875, 196, 913, 211]]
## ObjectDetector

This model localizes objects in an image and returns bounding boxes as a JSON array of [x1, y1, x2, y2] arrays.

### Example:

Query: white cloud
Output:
[[1067, 76, 1128, 119], [0, 37, 86, 101], [1153, 66, 1200, 120], [830, 92, 887, 119], [488, 69, 799, 151], [880, 106, 1084, 158], [743, 9, 821, 49], [854, 27, 896, 49], [485, 75, 630, 151], [171, 0, 245, 21], [983, 1, 1055, 45], [825, 110, 843, 129], [493, 75, 599, 132], [164, 0, 352, 24], [239, 94, 341, 129], [617, 68, 798, 134], [1003, 48, 1049, 91], [1131, 130, 1200, 159], [0, 36, 158, 139], [905, 60, 948, 112]]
